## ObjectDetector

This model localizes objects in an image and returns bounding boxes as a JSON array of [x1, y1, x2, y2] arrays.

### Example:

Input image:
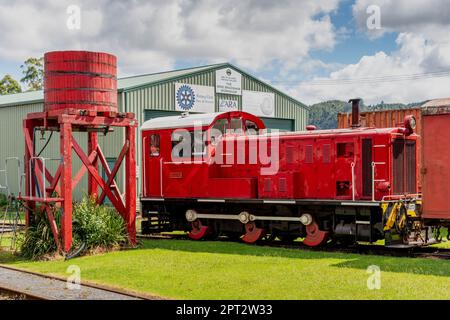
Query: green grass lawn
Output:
[[1, 239, 449, 300]]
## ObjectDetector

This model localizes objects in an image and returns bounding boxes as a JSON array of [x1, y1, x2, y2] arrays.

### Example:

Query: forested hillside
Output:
[[308, 100, 425, 129]]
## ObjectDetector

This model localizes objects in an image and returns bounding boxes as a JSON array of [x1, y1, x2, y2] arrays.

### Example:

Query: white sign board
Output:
[[175, 83, 215, 113], [242, 90, 275, 117], [216, 68, 242, 95], [219, 98, 239, 112]]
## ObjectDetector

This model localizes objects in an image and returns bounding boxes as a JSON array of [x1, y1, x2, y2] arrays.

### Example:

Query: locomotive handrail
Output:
[[163, 161, 209, 165], [160, 158, 164, 198], [381, 194, 422, 202], [351, 162, 355, 201], [372, 162, 376, 202]]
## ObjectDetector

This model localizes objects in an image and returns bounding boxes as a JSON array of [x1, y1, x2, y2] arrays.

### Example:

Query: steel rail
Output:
[[0, 265, 161, 300]]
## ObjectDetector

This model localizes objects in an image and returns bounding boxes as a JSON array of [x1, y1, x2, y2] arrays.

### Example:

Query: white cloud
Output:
[[353, 0, 450, 38], [0, 0, 340, 76], [289, 0, 450, 105]]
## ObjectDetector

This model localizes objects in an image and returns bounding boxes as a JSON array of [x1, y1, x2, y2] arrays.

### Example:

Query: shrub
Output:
[[19, 197, 128, 260], [0, 193, 8, 207], [72, 197, 128, 249], [19, 212, 59, 260]]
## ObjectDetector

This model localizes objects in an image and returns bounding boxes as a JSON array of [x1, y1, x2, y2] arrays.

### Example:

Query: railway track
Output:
[[0, 265, 160, 300], [137, 234, 450, 260], [0, 286, 44, 300]]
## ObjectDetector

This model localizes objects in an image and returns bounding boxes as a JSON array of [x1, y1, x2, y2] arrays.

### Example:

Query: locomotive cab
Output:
[[141, 111, 265, 199]]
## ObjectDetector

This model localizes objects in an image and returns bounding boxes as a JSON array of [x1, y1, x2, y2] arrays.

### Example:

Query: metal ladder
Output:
[[0, 158, 25, 251]]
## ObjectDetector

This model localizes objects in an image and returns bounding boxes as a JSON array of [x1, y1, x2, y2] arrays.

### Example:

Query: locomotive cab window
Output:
[[150, 134, 160, 157], [191, 130, 207, 157], [230, 117, 243, 134], [245, 120, 259, 135], [337, 142, 354, 158], [211, 118, 229, 145], [172, 133, 186, 158], [172, 131, 206, 159]]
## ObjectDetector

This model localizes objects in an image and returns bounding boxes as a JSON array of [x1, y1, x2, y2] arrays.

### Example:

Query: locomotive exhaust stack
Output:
[[349, 98, 362, 128]]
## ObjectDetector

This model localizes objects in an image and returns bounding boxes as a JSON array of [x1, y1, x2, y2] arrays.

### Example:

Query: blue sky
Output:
[[0, 0, 449, 104], [311, 0, 398, 65]]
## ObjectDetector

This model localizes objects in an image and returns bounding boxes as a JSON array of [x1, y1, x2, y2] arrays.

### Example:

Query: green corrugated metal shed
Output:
[[0, 62, 308, 203]]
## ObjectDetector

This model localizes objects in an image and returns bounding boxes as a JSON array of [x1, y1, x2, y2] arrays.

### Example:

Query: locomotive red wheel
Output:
[[303, 221, 329, 247], [188, 220, 210, 240], [242, 222, 265, 244]]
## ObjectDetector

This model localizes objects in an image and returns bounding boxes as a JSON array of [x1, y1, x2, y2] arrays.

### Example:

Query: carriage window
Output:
[[150, 134, 160, 157], [337, 142, 354, 158], [245, 120, 259, 135], [230, 118, 243, 134]]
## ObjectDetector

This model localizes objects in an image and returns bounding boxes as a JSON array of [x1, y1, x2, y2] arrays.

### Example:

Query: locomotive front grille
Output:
[[392, 139, 417, 194], [405, 141, 417, 193]]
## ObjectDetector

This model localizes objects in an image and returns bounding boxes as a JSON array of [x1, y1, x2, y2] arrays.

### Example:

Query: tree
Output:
[[0, 74, 22, 95], [20, 57, 44, 91]]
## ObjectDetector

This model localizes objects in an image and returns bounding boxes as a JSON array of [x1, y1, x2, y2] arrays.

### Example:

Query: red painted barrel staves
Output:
[[44, 51, 118, 113]]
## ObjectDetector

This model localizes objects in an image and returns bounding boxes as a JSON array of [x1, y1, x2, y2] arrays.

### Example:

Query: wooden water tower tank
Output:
[[44, 51, 118, 113]]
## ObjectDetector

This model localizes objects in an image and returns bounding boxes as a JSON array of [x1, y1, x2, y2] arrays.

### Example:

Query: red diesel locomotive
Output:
[[140, 99, 447, 247]]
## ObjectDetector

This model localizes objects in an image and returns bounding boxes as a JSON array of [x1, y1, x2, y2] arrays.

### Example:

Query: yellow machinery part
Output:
[[382, 199, 421, 231], [383, 203, 400, 231], [406, 201, 420, 218]]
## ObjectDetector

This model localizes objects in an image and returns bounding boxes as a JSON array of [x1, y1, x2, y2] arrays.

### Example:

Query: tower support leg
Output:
[[125, 126, 137, 245], [23, 120, 34, 227], [60, 122, 73, 252]]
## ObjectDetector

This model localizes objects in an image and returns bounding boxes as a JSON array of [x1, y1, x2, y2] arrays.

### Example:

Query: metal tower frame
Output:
[[21, 108, 137, 253]]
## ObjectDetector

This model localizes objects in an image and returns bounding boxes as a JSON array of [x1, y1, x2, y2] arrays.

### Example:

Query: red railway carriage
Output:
[[140, 106, 437, 248]]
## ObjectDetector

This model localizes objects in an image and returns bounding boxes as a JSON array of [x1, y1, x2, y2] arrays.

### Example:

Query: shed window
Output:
[[337, 143, 354, 158], [150, 134, 160, 157]]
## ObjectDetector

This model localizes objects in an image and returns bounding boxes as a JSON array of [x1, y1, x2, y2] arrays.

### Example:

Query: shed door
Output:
[[422, 112, 450, 219]]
